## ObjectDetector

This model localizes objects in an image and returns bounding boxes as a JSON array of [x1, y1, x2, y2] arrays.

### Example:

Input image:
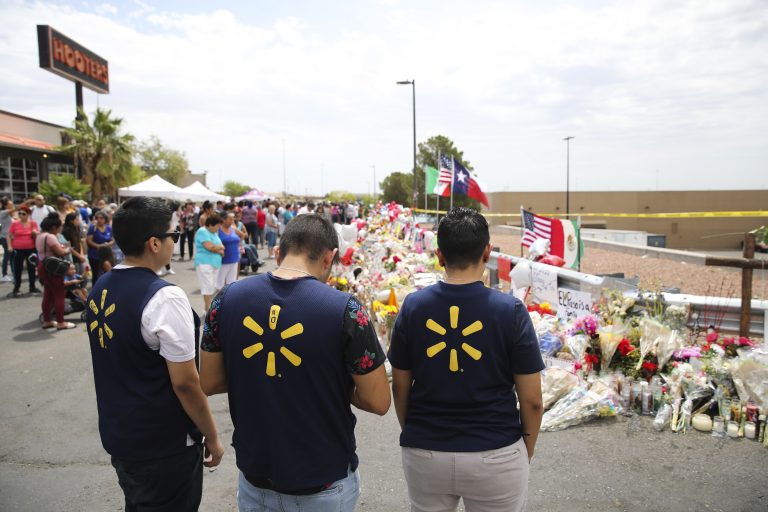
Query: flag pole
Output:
[[577, 215, 582, 272], [520, 206, 524, 257], [449, 156, 455, 211]]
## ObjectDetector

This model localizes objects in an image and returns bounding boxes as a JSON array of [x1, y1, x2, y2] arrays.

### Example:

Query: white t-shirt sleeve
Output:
[[141, 285, 196, 362]]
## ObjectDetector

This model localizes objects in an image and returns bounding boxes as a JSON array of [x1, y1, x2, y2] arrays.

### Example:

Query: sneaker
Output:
[[0, 275, 11, 282], [29, 287, 41, 294], [8, 290, 21, 298], [157, 269, 168, 276], [56, 322, 77, 330], [166, 269, 176, 275]]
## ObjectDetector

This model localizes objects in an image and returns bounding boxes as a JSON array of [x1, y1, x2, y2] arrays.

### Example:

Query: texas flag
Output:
[[452, 160, 490, 207]]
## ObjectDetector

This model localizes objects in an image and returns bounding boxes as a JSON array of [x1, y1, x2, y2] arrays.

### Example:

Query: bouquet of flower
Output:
[[541, 367, 581, 409], [541, 380, 622, 432], [539, 333, 563, 357], [564, 334, 589, 363], [729, 344, 768, 411], [598, 323, 628, 373]]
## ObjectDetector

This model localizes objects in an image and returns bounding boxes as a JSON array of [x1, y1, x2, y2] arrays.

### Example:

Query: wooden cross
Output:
[[704, 233, 766, 336]]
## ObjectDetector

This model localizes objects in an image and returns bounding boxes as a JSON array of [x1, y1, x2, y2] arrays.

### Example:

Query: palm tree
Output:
[[58, 108, 135, 200]]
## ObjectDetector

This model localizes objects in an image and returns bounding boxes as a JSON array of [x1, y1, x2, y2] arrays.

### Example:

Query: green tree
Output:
[[124, 165, 148, 186], [223, 180, 251, 198], [380, 172, 413, 206], [417, 135, 480, 210], [326, 190, 357, 203], [58, 108, 135, 200], [38, 173, 91, 204], [134, 135, 189, 185]]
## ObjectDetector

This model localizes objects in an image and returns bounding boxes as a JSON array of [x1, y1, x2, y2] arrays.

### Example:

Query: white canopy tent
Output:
[[117, 175, 184, 199], [178, 181, 229, 203]]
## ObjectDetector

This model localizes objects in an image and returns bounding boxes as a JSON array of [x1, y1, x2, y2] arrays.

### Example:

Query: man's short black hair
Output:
[[113, 197, 172, 257], [279, 213, 338, 263], [436, 207, 490, 269]]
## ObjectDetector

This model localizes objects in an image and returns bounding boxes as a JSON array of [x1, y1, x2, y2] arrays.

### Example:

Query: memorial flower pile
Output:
[[325, 204, 767, 441]]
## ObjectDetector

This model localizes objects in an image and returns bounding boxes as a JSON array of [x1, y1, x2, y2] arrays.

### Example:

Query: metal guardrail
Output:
[[488, 251, 768, 337]]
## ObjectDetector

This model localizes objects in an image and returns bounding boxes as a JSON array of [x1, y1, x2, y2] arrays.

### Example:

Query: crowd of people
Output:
[[0, 193, 366, 323]]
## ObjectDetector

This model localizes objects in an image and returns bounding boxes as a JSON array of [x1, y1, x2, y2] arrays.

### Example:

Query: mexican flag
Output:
[[522, 209, 582, 269], [424, 166, 450, 196]]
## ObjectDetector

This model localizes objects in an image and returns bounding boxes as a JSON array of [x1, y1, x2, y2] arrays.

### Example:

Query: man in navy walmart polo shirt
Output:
[[389, 207, 545, 512], [200, 213, 390, 512]]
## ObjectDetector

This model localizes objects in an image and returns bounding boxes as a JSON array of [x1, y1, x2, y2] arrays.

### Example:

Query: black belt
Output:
[[244, 475, 331, 496]]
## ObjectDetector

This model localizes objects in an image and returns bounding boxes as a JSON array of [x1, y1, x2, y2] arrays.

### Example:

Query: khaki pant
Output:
[[402, 437, 529, 512]]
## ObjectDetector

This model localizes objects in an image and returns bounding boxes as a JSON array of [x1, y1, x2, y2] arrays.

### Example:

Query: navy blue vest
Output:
[[87, 267, 201, 460], [218, 273, 354, 490]]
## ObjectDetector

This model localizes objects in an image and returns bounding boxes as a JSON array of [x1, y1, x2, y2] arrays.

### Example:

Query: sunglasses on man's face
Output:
[[18, 212, 28, 216], [149, 231, 180, 243]]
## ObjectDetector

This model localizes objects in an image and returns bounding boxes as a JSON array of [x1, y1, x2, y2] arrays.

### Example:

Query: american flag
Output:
[[438, 155, 454, 183], [521, 208, 552, 247]]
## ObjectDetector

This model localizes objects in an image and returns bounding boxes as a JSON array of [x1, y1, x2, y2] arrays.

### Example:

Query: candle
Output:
[[692, 414, 713, 432], [712, 416, 725, 438], [727, 420, 739, 438], [745, 422, 756, 439]]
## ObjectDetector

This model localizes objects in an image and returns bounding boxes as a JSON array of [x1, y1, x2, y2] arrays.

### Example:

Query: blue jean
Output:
[[237, 467, 360, 512], [265, 231, 277, 249], [0, 237, 10, 277]]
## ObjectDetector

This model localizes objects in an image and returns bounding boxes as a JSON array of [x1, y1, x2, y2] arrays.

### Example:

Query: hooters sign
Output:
[[37, 25, 109, 94]]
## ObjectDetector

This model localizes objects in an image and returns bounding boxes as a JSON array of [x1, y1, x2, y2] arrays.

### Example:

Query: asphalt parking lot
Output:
[[0, 252, 766, 511]]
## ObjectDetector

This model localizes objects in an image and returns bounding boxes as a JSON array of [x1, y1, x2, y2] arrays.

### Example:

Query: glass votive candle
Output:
[[712, 416, 725, 438], [745, 421, 757, 439], [720, 399, 732, 421], [727, 420, 740, 438], [731, 399, 742, 423]]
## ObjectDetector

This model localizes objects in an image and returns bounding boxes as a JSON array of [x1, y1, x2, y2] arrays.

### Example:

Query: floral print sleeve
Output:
[[201, 285, 231, 353], [343, 296, 386, 375]]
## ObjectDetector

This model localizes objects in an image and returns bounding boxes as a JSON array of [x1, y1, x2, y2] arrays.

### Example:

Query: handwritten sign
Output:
[[530, 262, 558, 305], [556, 288, 593, 322]]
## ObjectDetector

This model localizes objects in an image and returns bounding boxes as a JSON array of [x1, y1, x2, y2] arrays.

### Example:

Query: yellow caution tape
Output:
[[412, 209, 768, 219]]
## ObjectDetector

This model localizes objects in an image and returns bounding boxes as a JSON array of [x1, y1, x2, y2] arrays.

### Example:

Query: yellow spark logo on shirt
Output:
[[425, 306, 483, 372], [89, 289, 116, 349], [241, 305, 304, 377]]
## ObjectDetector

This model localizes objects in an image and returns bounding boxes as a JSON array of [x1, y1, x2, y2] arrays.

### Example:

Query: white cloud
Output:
[[0, 0, 767, 195]]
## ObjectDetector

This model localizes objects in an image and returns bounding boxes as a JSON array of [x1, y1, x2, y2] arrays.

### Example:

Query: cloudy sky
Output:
[[1, 0, 767, 196]]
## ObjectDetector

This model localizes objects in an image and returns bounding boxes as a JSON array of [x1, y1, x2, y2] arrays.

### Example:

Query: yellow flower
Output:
[[338, 277, 348, 286]]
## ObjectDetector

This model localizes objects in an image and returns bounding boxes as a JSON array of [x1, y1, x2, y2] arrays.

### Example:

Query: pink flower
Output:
[[706, 331, 719, 343]]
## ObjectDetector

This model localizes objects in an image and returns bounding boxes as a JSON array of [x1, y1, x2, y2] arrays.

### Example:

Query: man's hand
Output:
[[203, 436, 224, 468]]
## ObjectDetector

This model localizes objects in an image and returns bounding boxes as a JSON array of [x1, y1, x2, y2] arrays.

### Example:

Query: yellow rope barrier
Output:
[[412, 209, 768, 219]]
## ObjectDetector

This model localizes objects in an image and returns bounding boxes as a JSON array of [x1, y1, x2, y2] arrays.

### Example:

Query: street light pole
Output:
[[563, 136, 574, 219], [397, 80, 417, 208]]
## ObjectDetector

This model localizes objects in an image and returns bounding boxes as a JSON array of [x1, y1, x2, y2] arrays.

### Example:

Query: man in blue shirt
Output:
[[200, 214, 390, 512], [87, 196, 224, 512], [389, 207, 544, 512]]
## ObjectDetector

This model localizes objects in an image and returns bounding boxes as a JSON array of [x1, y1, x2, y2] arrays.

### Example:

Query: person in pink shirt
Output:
[[8, 205, 40, 297], [256, 205, 266, 249]]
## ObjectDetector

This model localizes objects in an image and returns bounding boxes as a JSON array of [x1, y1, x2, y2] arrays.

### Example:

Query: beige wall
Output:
[[178, 172, 207, 188], [0, 110, 65, 146], [488, 190, 768, 250]]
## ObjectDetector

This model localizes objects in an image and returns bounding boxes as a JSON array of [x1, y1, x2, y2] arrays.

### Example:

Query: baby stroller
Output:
[[38, 287, 88, 324]]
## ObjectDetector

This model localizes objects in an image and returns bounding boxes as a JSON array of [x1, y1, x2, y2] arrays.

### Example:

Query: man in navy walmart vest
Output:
[[200, 213, 391, 512], [87, 196, 224, 512], [389, 207, 545, 512]]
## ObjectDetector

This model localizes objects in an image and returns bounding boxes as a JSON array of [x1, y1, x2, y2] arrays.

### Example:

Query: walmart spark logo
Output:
[[242, 305, 304, 377], [89, 289, 116, 349], [425, 306, 483, 372]]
